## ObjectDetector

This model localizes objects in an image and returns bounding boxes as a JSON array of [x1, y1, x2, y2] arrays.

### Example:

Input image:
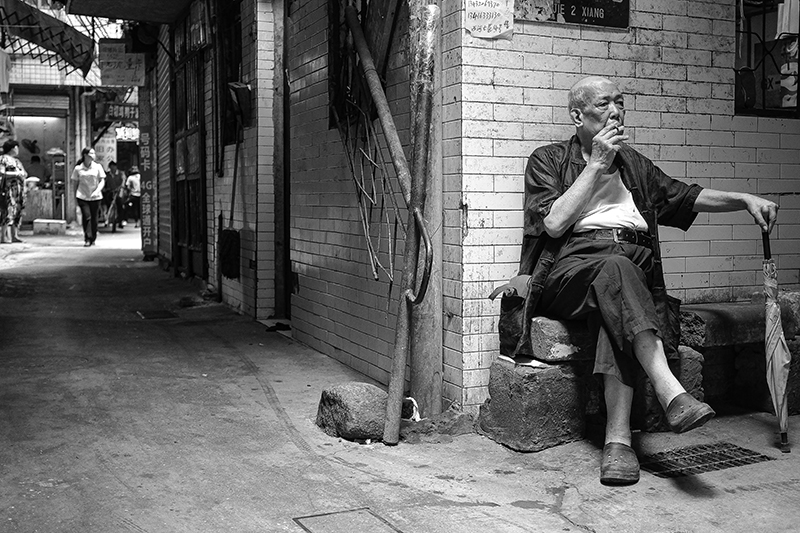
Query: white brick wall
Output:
[[288, 0, 402, 387], [288, 0, 800, 414], [210, 0, 277, 317], [458, 0, 800, 411]]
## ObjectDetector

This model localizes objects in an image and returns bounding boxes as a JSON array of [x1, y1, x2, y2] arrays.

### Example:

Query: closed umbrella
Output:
[[763, 232, 791, 453]]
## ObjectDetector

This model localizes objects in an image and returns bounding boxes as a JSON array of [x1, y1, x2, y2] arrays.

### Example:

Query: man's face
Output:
[[574, 80, 625, 138]]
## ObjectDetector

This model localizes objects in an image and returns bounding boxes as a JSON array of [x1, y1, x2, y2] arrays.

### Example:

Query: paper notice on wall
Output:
[[466, 0, 514, 40]]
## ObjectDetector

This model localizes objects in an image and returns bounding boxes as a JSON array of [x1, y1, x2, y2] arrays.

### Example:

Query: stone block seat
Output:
[[478, 291, 800, 453], [32, 218, 66, 235]]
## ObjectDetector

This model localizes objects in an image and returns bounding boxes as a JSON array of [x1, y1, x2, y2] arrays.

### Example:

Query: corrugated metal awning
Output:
[[65, 0, 192, 24], [0, 0, 95, 77], [12, 93, 70, 117]]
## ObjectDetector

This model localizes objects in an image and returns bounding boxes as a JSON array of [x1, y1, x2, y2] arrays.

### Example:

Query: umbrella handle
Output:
[[763, 231, 771, 260]]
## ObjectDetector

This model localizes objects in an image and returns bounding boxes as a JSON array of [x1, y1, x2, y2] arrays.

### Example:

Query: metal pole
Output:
[[383, 5, 440, 444], [344, 4, 438, 444], [409, 2, 442, 418]]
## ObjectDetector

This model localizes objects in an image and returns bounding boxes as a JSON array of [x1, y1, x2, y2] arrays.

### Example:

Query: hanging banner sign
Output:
[[99, 39, 145, 86], [99, 102, 139, 122], [466, 0, 514, 40], [138, 87, 157, 258], [99, 39, 125, 60], [101, 53, 145, 86]]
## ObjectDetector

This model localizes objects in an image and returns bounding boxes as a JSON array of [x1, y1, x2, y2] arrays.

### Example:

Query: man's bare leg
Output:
[[632, 328, 715, 433], [604, 373, 633, 445], [601, 374, 640, 485], [632, 329, 684, 410]]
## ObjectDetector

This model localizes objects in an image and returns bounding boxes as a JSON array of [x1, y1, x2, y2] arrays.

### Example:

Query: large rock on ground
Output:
[[477, 357, 589, 452], [316, 382, 387, 441]]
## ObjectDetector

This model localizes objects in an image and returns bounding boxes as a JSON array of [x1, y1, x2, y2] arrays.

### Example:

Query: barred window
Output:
[[217, 0, 243, 145], [736, 0, 799, 117]]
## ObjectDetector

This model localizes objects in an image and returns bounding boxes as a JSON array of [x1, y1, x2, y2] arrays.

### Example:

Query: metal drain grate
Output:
[[640, 442, 775, 478], [294, 508, 402, 533], [136, 309, 178, 320]]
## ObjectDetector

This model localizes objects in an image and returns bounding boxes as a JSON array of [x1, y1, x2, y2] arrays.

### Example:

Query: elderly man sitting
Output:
[[504, 76, 778, 485]]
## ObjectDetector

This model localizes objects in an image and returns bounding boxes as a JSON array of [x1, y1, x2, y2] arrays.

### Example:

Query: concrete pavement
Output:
[[1, 227, 799, 533]]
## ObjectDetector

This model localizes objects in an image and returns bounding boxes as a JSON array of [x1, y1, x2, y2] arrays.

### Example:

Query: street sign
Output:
[[561, 0, 629, 29]]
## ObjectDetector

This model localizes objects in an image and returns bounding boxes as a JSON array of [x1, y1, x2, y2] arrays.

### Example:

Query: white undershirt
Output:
[[573, 168, 648, 232]]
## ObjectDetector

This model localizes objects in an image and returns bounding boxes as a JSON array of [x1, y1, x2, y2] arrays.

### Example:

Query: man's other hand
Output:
[[745, 194, 779, 234]]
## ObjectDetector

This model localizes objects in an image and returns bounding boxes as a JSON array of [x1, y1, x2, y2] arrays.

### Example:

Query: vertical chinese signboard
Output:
[[139, 87, 157, 259], [94, 129, 117, 170]]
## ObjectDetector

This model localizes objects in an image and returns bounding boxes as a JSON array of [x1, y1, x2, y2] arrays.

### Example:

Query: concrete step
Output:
[[480, 291, 800, 452]]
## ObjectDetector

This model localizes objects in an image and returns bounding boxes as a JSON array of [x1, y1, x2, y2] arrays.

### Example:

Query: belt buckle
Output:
[[612, 228, 621, 244]]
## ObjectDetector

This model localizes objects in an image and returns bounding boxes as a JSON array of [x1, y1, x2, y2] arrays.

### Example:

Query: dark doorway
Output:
[[171, 17, 207, 280]]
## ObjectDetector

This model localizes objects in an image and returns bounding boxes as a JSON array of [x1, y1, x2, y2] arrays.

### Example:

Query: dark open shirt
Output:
[[500, 136, 704, 357], [520, 135, 703, 278]]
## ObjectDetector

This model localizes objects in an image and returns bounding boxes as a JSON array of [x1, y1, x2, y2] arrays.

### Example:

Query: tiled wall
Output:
[[288, 0, 800, 414], [464, 0, 800, 410], [255, 0, 277, 320], [288, 0, 415, 388], [212, 0, 277, 317]]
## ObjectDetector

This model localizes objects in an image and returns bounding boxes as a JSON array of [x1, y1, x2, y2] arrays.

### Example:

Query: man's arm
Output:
[[693, 189, 779, 233], [543, 123, 627, 237]]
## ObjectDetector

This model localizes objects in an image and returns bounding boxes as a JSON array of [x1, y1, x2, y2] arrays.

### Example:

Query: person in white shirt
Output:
[[71, 147, 106, 246], [124, 166, 142, 228]]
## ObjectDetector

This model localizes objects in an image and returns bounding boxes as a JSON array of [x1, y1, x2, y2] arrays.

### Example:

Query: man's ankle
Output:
[[604, 429, 632, 447]]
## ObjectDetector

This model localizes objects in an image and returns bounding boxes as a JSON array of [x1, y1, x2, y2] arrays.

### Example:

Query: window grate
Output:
[[640, 442, 775, 478]]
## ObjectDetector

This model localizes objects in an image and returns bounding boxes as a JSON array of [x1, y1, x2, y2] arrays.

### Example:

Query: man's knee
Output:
[[598, 255, 646, 283]]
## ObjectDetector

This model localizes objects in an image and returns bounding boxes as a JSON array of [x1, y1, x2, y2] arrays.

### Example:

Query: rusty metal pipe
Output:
[[344, 6, 411, 208]]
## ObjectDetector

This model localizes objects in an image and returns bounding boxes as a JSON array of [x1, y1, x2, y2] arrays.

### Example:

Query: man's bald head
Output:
[[568, 76, 619, 113]]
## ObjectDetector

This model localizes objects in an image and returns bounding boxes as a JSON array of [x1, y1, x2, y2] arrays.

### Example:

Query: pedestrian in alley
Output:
[[0, 139, 28, 244], [26, 155, 51, 188], [103, 160, 125, 230], [505, 76, 779, 486], [125, 166, 141, 228], [72, 146, 106, 247]]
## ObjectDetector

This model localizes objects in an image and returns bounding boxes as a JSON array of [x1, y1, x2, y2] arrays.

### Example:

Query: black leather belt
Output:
[[575, 228, 653, 248]]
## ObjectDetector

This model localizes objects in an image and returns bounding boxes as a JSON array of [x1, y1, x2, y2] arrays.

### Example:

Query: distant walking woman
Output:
[[0, 140, 28, 244], [72, 147, 106, 246]]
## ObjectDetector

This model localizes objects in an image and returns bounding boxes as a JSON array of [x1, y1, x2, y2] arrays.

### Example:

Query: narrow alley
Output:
[[1, 229, 799, 533]]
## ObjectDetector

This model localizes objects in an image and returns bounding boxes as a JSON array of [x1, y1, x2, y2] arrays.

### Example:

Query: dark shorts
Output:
[[538, 235, 661, 386]]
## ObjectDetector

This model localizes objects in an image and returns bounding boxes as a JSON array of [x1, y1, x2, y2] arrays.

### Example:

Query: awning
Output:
[[66, 0, 192, 24], [0, 0, 95, 77]]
